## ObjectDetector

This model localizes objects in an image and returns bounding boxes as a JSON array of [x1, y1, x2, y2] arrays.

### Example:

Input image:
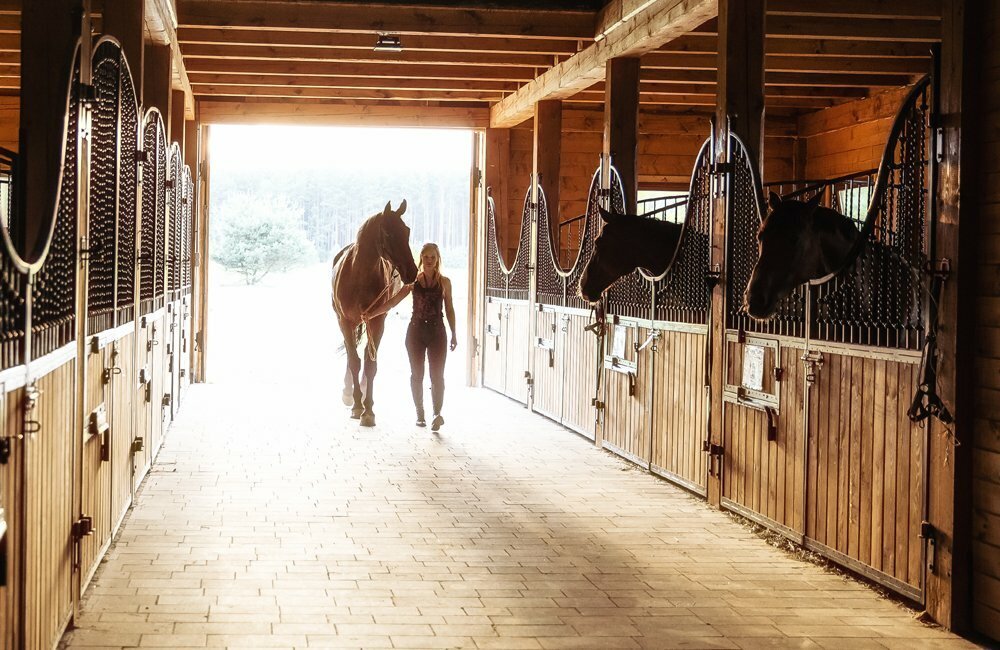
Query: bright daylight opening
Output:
[[207, 126, 473, 417]]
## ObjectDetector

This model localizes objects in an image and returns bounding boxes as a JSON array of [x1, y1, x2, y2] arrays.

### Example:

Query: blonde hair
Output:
[[418, 242, 442, 277]]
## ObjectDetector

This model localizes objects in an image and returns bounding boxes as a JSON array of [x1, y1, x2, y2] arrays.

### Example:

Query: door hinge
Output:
[[524, 371, 533, 386], [162, 393, 172, 408], [130, 437, 144, 454], [591, 398, 605, 410], [702, 441, 724, 478]]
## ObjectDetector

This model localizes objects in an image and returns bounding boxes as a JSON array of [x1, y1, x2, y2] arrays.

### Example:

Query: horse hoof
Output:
[[350, 408, 363, 419], [360, 414, 376, 427], [342, 393, 354, 406]]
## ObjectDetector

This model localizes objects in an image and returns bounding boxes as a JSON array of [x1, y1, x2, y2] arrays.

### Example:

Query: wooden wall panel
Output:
[[134, 321, 154, 488], [24, 360, 75, 650], [650, 329, 708, 493], [0, 98, 18, 152], [0, 385, 24, 650], [798, 86, 911, 181], [805, 353, 924, 595], [972, 2, 1000, 638]]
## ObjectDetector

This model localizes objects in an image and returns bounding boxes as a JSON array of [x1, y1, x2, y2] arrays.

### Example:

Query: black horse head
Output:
[[744, 191, 859, 320], [579, 206, 683, 303], [376, 200, 418, 284]]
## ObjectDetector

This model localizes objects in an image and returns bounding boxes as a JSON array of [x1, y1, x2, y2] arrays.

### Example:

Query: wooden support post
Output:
[[102, 0, 143, 103], [708, 0, 766, 507], [143, 44, 172, 128], [484, 127, 510, 254], [193, 124, 211, 382], [171, 90, 186, 154], [184, 116, 201, 381], [19, 0, 81, 258], [533, 100, 562, 247], [467, 132, 485, 388], [926, 0, 977, 632], [603, 58, 640, 214]]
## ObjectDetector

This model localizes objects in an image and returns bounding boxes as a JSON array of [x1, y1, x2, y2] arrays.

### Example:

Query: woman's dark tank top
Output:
[[411, 277, 443, 321]]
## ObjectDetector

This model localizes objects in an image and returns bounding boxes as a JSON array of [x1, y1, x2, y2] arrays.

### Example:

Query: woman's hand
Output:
[[450, 334, 458, 351]]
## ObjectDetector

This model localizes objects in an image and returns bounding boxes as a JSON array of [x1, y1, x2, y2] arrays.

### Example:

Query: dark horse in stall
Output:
[[579, 206, 683, 302], [332, 200, 418, 427], [743, 192, 860, 319]]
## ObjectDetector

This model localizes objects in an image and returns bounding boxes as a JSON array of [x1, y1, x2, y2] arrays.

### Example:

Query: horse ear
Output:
[[396, 199, 407, 217], [768, 191, 782, 211], [598, 207, 615, 224], [806, 192, 823, 214], [383, 201, 392, 215]]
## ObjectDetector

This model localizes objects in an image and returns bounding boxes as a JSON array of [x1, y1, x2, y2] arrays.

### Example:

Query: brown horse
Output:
[[332, 200, 418, 427], [579, 206, 683, 302], [744, 192, 859, 319]]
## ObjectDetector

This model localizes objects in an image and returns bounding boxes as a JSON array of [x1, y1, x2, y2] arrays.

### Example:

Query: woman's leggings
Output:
[[405, 318, 447, 416]]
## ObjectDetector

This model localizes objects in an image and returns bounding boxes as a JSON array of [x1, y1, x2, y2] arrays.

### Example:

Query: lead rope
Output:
[[907, 261, 954, 428], [360, 268, 400, 361]]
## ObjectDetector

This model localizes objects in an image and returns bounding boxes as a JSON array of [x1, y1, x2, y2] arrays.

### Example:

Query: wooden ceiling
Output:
[[0, 0, 941, 125]]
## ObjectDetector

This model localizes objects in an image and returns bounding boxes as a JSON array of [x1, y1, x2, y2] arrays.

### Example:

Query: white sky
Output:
[[209, 125, 474, 172]]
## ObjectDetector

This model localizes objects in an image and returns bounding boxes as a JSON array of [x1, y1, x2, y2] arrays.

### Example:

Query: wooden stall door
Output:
[[561, 312, 597, 439], [0, 385, 24, 650], [134, 318, 154, 489], [23, 361, 75, 650], [803, 347, 926, 601], [80, 343, 113, 590], [179, 295, 192, 395], [166, 301, 179, 419], [109, 335, 135, 533], [650, 327, 709, 495], [503, 302, 530, 405], [601, 323, 652, 468], [721, 338, 807, 539], [531, 308, 563, 422], [482, 298, 505, 393]]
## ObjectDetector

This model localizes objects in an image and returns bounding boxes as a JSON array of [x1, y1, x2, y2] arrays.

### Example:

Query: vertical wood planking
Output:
[[0, 386, 25, 650]]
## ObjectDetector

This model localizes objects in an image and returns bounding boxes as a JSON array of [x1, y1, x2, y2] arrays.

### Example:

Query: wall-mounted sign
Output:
[[742, 344, 765, 392], [612, 324, 627, 359]]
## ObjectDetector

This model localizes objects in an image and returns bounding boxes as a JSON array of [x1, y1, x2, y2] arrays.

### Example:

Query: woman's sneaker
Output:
[[431, 415, 444, 431], [416, 418, 426, 427]]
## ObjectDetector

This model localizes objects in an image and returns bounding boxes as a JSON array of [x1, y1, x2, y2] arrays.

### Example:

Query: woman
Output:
[[368, 243, 457, 430]]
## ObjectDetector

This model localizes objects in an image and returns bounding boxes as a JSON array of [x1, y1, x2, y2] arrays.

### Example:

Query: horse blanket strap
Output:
[[908, 264, 954, 425], [908, 334, 953, 425]]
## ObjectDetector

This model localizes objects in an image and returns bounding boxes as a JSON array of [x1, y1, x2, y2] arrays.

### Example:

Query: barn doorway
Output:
[[205, 125, 475, 414]]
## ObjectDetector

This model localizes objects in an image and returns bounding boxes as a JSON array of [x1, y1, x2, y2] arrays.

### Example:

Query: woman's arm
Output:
[[443, 276, 458, 351], [365, 283, 412, 319]]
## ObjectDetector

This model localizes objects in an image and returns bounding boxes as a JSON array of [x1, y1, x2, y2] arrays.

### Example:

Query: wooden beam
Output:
[[19, 0, 79, 258], [188, 73, 520, 93], [103, 0, 144, 102], [145, 0, 194, 118], [144, 43, 172, 126], [766, 16, 940, 42], [177, 28, 581, 56], [766, 0, 942, 20], [642, 52, 931, 75], [604, 58, 640, 214], [707, 0, 765, 508], [660, 34, 934, 58], [181, 43, 558, 68], [177, 0, 596, 39], [926, 0, 977, 632], [171, 88, 186, 153], [197, 99, 489, 128], [533, 100, 562, 239], [490, 0, 717, 128], [190, 85, 502, 102], [0, 94, 16, 150], [184, 59, 538, 82]]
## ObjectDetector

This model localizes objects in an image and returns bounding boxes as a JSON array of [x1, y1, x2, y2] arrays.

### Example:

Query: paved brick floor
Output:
[[61, 381, 980, 650]]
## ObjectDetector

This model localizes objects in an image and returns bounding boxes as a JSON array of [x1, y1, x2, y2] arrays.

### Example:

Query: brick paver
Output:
[[61, 381, 981, 650]]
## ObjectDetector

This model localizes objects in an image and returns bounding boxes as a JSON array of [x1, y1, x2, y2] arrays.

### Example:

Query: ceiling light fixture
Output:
[[374, 33, 402, 52]]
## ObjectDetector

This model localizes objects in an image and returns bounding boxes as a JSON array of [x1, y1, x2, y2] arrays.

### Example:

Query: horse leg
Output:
[[339, 318, 364, 419], [359, 316, 385, 427]]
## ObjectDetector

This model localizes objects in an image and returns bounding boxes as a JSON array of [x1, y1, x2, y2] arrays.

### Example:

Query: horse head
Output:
[[579, 206, 682, 303], [744, 191, 859, 320], [377, 200, 418, 283]]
